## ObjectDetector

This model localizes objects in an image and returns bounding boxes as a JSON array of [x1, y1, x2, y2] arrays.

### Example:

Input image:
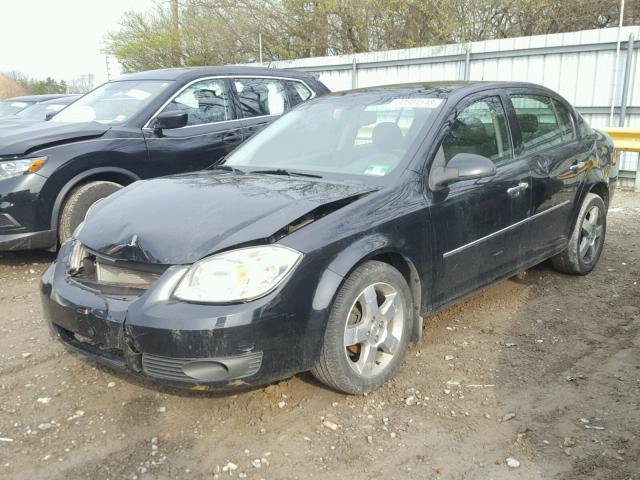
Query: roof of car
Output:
[[2, 94, 71, 103], [331, 80, 557, 97], [114, 66, 318, 82]]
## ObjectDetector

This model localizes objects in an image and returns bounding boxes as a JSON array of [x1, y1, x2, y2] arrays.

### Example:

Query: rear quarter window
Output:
[[552, 99, 576, 142], [286, 81, 313, 107]]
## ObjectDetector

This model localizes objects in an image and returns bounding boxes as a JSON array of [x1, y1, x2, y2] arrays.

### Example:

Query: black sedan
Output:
[[0, 67, 328, 250], [41, 81, 615, 394]]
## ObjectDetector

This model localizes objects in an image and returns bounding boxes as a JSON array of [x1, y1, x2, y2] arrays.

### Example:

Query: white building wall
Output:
[[266, 26, 640, 187]]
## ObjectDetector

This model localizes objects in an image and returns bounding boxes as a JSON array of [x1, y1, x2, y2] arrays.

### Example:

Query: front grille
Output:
[[94, 261, 159, 289], [142, 352, 263, 383], [0, 213, 20, 230], [142, 355, 193, 382], [68, 242, 165, 296]]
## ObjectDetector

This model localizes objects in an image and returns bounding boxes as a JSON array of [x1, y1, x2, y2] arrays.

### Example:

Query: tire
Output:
[[551, 193, 606, 275], [311, 261, 413, 394], [58, 181, 122, 244]]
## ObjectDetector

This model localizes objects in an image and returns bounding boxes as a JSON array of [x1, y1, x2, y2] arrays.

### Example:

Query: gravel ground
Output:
[[0, 191, 638, 480]]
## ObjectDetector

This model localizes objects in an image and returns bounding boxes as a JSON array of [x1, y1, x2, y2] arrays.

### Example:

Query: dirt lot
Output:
[[0, 191, 638, 480]]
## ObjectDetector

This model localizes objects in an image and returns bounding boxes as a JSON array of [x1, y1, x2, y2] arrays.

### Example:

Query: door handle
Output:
[[569, 161, 586, 173], [223, 132, 242, 144], [507, 182, 529, 198]]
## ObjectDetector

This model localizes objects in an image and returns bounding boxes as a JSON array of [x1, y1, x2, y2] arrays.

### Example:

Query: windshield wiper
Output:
[[251, 168, 323, 179]]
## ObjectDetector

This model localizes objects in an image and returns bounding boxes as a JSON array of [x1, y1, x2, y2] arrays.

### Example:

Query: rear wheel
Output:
[[58, 181, 122, 244], [311, 261, 413, 394], [551, 193, 606, 275]]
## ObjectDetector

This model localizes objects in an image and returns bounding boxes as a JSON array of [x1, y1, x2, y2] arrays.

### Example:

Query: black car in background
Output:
[[41, 81, 615, 394], [0, 95, 81, 126], [0, 94, 71, 118], [0, 67, 328, 250]]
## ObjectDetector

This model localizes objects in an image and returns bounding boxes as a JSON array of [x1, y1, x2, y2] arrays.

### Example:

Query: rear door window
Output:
[[511, 95, 565, 153], [286, 80, 313, 107], [234, 78, 291, 118]]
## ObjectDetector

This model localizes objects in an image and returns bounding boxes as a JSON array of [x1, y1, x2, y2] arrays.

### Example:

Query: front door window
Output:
[[161, 79, 232, 126], [441, 96, 513, 165]]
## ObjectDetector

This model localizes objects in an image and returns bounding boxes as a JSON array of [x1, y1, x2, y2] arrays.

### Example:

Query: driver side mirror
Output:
[[431, 153, 496, 188], [45, 112, 56, 121], [153, 111, 188, 133]]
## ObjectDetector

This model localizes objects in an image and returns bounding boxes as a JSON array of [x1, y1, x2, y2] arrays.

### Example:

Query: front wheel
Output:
[[311, 261, 413, 394], [551, 193, 606, 275]]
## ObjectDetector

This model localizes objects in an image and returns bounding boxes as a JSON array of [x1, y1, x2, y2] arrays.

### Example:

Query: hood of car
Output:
[[0, 121, 110, 156], [0, 118, 43, 129], [77, 171, 377, 265]]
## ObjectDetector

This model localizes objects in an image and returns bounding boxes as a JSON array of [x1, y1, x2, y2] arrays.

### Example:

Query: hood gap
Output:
[[269, 191, 372, 243]]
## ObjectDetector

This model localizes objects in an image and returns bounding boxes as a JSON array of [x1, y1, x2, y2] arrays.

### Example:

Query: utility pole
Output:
[[171, 0, 182, 66], [105, 56, 111, 81], [259, 33, 263, 65], [609, 0, 625, 126]]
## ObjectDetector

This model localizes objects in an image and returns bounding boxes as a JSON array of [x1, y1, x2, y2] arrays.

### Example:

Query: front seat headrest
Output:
[[449, 114, 487, 143], [517, 113, 539, 134], [372, 122, 403, 150], [196, 89, 218, 107]]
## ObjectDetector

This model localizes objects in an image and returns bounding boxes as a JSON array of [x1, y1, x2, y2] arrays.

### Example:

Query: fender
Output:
[[326, 234, 394, 278], [311, 233, 424, 342], [49, 167, 141, 231]]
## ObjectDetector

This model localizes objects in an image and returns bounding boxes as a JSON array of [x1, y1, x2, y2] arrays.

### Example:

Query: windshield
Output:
[[16, 102, 68, 120], [225, 92, 444, 181], [0, 100, 33, 117], [52, 80, 171, 125]]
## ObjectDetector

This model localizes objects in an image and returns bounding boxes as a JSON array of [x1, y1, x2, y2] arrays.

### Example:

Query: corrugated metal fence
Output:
[[267, 26, 640, 188]]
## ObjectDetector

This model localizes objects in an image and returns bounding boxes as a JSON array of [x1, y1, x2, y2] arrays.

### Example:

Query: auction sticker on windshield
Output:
[[388, 98, 444, 109]]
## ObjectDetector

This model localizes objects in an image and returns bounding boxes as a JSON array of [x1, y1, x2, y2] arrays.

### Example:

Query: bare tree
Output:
[[105, 0, 639, 72], [68, 74, 96, 94], [0, 75, 28, 100]]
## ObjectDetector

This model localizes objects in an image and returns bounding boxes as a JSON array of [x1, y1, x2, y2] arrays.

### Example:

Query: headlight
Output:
[[67, 240, 87, 274], [174, 245, 302, 303], [0, 156, 47, 180]]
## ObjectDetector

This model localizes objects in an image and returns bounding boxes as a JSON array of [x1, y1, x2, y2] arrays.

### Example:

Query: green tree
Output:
[[105, 1, 183, 72], [1, 71, 68, 94], [26, 77, 68, 94]]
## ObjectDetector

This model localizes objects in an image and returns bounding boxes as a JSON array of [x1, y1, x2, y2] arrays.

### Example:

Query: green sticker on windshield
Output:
[[364, 164, 390, 176]]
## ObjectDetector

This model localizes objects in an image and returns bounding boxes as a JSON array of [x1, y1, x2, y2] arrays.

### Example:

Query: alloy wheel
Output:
[[343, 282, 405, 378], [579, 205, 603, 264]]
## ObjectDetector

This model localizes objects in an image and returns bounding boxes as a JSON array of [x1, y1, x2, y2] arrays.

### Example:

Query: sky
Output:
[[0, 0, 156, 86]]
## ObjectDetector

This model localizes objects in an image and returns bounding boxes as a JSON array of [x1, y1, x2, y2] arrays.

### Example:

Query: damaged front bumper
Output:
[[40, 242, 324, 389]]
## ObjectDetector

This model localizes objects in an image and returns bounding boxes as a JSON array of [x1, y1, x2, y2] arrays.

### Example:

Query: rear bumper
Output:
[[608, 179, 616, 205], [39, 243, 327, 389]]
